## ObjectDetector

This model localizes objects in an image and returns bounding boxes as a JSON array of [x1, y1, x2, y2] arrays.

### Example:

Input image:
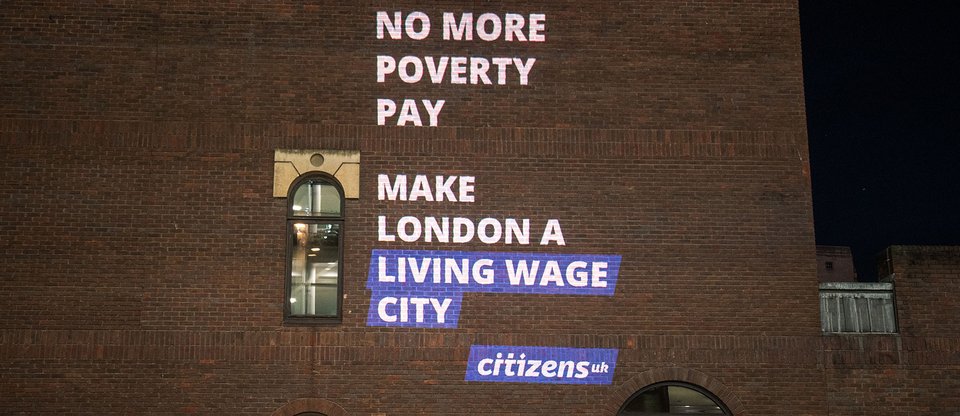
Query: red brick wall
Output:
[[820, 246, 960, 415], [0, 1, 838, 415], [883, 246, 960, 336], [0, 2, 807, 130]]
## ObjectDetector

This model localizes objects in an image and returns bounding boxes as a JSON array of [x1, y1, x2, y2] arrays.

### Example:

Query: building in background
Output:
[[816, 245, 857, 282], [1, 2, 958, 414]]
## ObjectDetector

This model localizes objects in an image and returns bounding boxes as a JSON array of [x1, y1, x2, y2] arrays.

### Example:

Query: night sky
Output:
[[799, 2, 960, 280]]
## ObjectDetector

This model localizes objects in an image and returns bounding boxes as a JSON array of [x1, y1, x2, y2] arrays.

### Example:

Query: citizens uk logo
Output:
[[465, 345, 618, 385]]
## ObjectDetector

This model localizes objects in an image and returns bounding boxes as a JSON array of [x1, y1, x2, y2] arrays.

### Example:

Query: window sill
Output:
[[283, 316, 343, 326]]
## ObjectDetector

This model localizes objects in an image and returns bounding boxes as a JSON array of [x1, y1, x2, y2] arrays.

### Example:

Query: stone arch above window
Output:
[[274, 149, 359, 199]]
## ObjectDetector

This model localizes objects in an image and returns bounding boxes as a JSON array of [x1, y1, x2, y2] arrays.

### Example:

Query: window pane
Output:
[[620, 384, 727, 415], [289, 222, 340, 317], [291, 179, 341, 217]]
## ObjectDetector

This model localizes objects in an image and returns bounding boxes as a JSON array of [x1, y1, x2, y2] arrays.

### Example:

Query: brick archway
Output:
[[270, 398, 348, 416], [605, 367, 744, 415]]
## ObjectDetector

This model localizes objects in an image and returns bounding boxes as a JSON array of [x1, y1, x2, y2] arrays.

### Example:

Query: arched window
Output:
[[619, 382, 732, 415], [285, 174, 344, 322]]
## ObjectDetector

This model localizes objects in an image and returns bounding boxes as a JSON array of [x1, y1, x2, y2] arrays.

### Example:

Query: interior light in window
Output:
[[286, 175, 344, 321]]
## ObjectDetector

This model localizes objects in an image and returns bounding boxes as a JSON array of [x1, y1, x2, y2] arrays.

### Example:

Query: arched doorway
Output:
[[618, 382, 732, 415]]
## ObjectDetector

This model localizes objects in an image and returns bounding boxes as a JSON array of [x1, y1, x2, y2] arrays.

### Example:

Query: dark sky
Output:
[[799, 2, 960, 280]]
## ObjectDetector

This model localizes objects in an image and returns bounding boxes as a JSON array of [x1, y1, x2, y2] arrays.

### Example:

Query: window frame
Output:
[[283, 173, 345, 324], [618, 381, 733, 415]]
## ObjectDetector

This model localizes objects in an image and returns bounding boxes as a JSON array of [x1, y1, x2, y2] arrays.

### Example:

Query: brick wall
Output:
[[0, 1, 841, 415], [882, 246, 960, 336], [816, 245, 857, 282], [0, 2, 807, 130], [820, 246, 960, 414]]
